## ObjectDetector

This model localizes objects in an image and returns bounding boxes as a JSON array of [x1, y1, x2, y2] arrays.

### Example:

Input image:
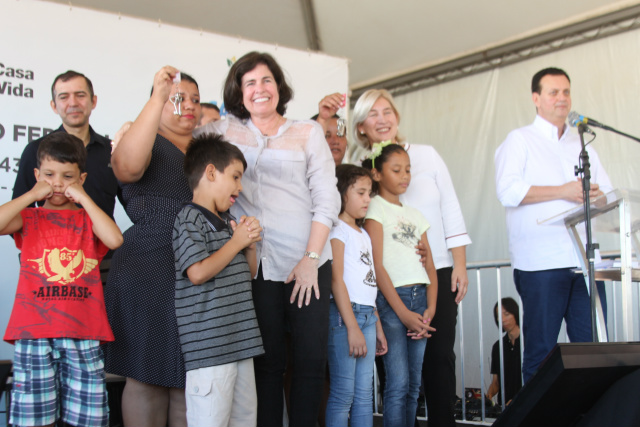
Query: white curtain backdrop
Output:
[[351, 27, 640, 396], [392, 28, 640, 264]]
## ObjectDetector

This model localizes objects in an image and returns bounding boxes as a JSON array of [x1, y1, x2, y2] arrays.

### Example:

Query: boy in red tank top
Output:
[[0, 132, 123, 427]]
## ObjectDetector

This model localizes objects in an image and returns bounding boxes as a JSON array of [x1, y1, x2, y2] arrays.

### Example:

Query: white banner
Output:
[[0, 0, 348, 359]]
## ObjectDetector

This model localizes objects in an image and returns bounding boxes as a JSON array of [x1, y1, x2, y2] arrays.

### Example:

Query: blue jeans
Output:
[[514, 268, 606, 383], [377, 286, 427, 427], [326, 301, 377, 427]]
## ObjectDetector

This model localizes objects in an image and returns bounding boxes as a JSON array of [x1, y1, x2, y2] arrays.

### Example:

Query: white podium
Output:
[[540, 188, 640, 341]]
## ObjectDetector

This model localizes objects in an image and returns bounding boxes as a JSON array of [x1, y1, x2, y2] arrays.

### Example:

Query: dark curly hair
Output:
[[223, 52, 293, 119]]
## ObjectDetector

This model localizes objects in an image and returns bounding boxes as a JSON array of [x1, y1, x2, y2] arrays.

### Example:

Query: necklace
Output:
[[258, 116, 285, 136]]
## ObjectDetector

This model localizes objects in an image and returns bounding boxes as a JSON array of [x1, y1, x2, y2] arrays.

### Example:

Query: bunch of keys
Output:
[[336, 93, 347, 137], [169, 71, 182, 116], [336, 118, 346, 137]]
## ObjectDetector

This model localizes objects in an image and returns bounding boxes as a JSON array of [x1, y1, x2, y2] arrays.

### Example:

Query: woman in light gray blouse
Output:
[[195, 51, 340, 427]]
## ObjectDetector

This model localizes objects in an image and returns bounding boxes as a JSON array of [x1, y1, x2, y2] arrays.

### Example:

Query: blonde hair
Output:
[[351, 89, 404, 149]]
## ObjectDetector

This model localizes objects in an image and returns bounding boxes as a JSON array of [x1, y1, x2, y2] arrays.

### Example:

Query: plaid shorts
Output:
[[10, 338, 108, 427]]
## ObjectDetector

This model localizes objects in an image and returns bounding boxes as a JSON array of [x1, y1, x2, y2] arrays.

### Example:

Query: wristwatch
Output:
[[304, 251, 320, 260]]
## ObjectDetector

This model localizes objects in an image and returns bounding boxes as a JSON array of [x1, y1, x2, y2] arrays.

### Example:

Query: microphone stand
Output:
[[590, 122, 640, 143], [572, 117, 640, 342], [574, 123, 601, 342]]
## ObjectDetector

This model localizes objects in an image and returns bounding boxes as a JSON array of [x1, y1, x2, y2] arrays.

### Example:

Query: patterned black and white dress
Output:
[[104, 134, 192, 388]]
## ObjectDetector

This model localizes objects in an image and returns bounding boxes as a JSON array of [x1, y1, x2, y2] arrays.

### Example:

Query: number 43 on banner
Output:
[[0, 157, 20, 174]]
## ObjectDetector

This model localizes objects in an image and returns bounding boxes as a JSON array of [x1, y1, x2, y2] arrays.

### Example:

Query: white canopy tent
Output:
[[40, 0, 640, 88], [1, 0, 640, 409]]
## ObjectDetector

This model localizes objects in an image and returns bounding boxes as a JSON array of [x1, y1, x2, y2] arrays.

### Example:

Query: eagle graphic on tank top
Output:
[[29, 248, 99, 284]]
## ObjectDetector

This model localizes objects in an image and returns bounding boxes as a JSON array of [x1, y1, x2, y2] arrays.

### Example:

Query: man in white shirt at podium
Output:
[[494, 67, 612, 383]]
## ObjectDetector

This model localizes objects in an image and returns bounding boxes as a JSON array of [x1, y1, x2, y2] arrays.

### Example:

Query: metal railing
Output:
[[458, 260, 515, 425], [457, 252, 637, 424], [373, 252, 638, 425]]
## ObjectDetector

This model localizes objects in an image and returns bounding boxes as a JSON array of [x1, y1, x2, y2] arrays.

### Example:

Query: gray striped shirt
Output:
[[173, 204, 263, 371]]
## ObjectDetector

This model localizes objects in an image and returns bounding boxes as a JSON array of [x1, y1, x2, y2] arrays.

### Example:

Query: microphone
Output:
[[569, 111, 640, 143], [568, 111, 610, 130], [568, 111, 595, 135]]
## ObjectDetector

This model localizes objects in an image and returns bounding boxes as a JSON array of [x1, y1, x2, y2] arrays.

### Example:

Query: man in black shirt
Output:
[[12, 70, 118, 219], [486, 297, 522, 406]]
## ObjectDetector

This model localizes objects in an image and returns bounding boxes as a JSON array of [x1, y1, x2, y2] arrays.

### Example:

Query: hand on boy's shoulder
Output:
[[64, 183, 89, 205], [30, 180, 53, 201], [230, 215, 262, 248]]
